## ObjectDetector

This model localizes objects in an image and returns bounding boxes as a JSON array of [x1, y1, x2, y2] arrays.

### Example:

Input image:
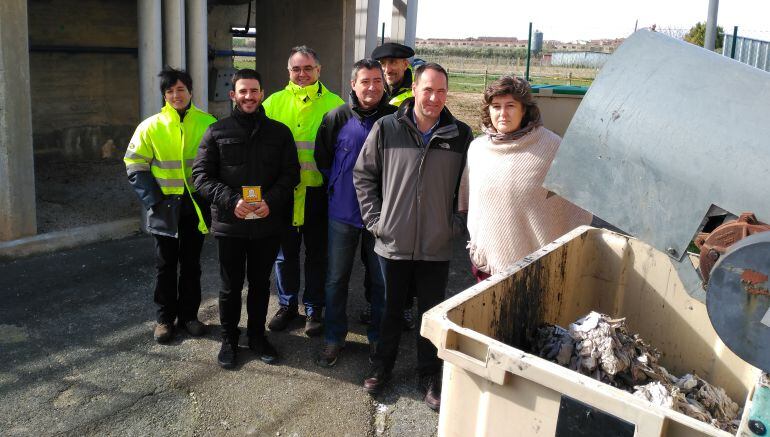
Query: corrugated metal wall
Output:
[[723, 34, 770, 72]]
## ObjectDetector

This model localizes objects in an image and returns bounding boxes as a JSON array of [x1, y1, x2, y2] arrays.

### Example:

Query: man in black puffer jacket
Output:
[[192, 69, 299, 369]]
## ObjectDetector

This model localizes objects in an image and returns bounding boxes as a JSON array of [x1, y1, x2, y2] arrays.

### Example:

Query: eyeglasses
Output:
[[289, 65, 317, 74]]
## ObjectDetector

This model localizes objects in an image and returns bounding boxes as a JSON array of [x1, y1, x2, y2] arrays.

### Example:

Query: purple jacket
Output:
[[315, 92, 397, 228]]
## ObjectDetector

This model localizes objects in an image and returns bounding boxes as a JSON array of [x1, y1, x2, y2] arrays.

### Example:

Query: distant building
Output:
[[416, 36, 623, 53]]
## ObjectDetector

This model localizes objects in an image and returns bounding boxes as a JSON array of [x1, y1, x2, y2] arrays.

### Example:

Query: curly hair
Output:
[[480, 75, 541, 131]]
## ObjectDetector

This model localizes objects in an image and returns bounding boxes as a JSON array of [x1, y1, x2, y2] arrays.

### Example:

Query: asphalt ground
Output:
[[0, 232, 475, 436]]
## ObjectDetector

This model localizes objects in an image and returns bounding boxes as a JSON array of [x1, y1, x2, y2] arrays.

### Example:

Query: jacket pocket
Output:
[[217, 137, 245, 165], [147, 195, 180, 235]]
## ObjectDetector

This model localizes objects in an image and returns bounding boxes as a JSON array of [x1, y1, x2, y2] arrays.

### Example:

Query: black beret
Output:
[[371, 43, 415, 60]]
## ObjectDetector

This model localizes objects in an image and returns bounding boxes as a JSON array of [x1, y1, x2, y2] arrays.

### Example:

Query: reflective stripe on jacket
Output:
[[124, 102, 216, 235], [263, 81, 344, 226]]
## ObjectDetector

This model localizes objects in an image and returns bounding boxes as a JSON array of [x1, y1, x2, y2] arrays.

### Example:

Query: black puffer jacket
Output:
[[192, 106, 300, 238]]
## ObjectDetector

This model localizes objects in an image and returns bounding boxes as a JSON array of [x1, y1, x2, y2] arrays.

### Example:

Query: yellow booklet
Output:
[[242, 186, 262, 219]]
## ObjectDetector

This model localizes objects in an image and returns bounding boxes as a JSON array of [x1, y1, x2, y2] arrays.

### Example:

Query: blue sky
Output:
[[379, 0, 770, 42]]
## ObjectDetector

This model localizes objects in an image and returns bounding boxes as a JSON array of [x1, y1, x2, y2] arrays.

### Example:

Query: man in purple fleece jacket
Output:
[[313, 59, 396, 368]]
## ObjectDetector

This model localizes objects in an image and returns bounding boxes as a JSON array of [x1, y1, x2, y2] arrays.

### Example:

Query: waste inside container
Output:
[[421, 226, 760, 437]]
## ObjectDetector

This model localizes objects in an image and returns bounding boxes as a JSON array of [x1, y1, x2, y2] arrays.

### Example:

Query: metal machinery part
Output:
[[707, 231, 770, 372], [544, 30, 770, 373], [695, 213, 770, 283]]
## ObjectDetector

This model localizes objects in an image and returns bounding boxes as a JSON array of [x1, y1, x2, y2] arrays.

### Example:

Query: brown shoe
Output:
[[182, 320, 206, 337], [363, 367, 391, 395], [153, 323, 174, 344], [421, 374, 442, 411]]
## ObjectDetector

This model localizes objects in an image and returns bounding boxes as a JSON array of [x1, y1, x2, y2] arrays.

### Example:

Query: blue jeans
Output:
[[323, 219, 385, 345], [274, 219, 327, 316]]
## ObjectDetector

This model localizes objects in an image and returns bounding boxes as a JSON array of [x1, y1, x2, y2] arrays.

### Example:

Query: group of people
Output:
[[124, 41, 590, 412]]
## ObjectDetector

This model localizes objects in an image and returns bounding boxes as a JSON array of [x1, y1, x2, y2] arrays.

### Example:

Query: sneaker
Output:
[[420, 373, 442, 411], [358, 304, 372, 324], [217, 339, 238, 369], [268, 306, 298, 331], [315, 342, 343, 368], [402, 308, 415, 331], [248, 335, 279, 364], [181, 319, 206, 337], [363, 367, 392, 395], [153, 323, 174, 344], [304, 313, 323, 337]]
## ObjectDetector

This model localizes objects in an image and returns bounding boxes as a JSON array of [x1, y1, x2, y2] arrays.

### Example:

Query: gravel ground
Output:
[[0, 231, 475, 437], [34, 158, 139, 234]]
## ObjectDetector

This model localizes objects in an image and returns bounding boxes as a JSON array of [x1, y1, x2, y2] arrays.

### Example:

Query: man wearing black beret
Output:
[[371, 42, 415, 107]]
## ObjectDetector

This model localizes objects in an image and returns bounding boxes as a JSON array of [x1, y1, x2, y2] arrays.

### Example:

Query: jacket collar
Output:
[[161, 101, 200, 122], [348, 90, 392, 119], [231, 105, 267, 133], [396, 97, 460, 140], [285, 80, 326, 102]]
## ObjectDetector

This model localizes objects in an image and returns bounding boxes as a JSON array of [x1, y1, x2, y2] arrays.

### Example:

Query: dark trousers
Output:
[[153, 212, 204, 325], [274, 219, 327, 315], [217, 235, 281, 342], [374, 256, 449, 376]]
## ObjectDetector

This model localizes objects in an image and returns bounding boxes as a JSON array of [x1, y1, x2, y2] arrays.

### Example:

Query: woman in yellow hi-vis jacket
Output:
[[123, 68, 216, 344]]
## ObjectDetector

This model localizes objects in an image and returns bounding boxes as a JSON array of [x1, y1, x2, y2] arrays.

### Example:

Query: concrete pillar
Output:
[[704, 0, 719, 51], [187, 0, 208, 111], [391, 0, 417, 47], [343, 0, 380, 91], [362, 0, 380, 58], [163, 0, 186, 69], [138, 0, 163, 119], [0, 0, 36, 241]]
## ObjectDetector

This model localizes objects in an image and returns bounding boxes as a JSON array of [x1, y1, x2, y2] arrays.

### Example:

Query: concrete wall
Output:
[[26, 0, 250, 161], [28, 0, 139, 162], [253, 0, 347, 97]]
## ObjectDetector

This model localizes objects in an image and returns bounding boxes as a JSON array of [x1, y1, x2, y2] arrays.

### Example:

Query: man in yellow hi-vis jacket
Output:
[[124, 68, 216, 344], [262, 46, 344, 337]]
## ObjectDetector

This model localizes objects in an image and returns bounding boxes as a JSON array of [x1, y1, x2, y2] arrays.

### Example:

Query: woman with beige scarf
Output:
[[458, 75, 591, 281]]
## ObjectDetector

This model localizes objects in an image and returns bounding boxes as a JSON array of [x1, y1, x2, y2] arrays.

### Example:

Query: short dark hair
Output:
[[413, 62, 448, 85], [289, 45, 320, 65], [350, 58, 383, 82], [159, 68, 193, 94], [231, 68, 262, 90], [480, 75, 541, 131]]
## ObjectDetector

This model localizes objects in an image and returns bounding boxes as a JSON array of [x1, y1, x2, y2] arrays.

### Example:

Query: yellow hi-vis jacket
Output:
[[124, 102, 216, 235], [263, 81, 344, 226]]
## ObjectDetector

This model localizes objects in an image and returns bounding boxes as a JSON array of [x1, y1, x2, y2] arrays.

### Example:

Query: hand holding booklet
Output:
[[242, 186, 263, 220]]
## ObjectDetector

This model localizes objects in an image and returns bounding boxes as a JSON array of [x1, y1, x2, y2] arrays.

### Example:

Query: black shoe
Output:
[[402, 308, 415, 331], [363, 366, 392, 395], [180, 319, 206, 337], [359, 304, 372, 324], [248, 335, 280, 364], [268, 306, 298, 331], [304, 313, 323, 337], [420, 373, 442, 411], [218, 340, 238, 369]]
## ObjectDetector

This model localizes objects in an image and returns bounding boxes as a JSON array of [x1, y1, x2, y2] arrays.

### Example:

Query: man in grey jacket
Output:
[[353, 63, 472, 411]]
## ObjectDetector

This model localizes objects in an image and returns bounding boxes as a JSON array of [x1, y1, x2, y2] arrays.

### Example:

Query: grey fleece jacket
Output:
[[353, 98, 472, 261]]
